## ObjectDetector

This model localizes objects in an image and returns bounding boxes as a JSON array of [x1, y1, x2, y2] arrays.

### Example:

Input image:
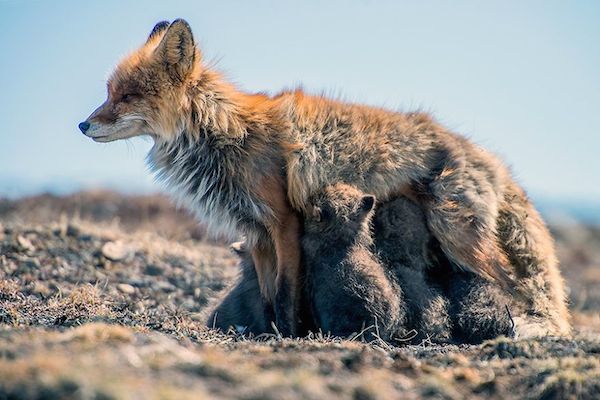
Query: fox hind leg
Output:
[[421, 162, 515, 291], [497, 186, 571, 336]]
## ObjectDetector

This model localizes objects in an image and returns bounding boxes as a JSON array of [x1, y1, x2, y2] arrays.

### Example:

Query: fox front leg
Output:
[[270, 212, 302, 337], [250, 215, 302, 337]]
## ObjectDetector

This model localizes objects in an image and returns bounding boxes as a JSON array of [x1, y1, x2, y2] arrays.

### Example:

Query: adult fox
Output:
[[79, 19, 570, 336]]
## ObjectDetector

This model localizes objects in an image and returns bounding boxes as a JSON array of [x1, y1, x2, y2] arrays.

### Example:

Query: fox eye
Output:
[[121, 93, 137, 103]]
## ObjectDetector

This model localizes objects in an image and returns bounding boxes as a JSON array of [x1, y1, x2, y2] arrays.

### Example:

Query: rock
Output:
[[127, 279, 146, 288], [17, 235, 35, 253], [144, 264, 163, 276], [101, 241, 131, 261], [117, 283, 136, 295], [154, 281, 176, 293], [23, 259, 40, 269], [66, 224, 80, 237], [31, 282, 51, 297], [189, 312, 204, 322], [79, 234, 93, 242], [133, 301, 146, 312]]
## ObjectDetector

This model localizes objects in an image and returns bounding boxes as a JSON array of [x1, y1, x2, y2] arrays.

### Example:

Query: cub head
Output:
[[305, 183, 376, 239], [79, 19, 201, 142]]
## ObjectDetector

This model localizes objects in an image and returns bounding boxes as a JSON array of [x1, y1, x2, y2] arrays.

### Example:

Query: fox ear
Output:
[[147, 21, 170, 43], [359, 195, 376, 216], [312, 206, 322, 222], [154, 19, 196, 80]]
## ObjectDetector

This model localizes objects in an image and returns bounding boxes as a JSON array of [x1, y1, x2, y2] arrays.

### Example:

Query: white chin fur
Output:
[[91, 130, 140, 142], [87, 117, 147, 142]]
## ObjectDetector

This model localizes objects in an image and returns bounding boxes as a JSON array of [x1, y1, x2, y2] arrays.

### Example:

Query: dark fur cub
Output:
[[207, 242, 274, 336], [447, 272, 516, 343], [303, 184, 402, 341], [374, 198, 452, 343], [375, 197, 515, 343]]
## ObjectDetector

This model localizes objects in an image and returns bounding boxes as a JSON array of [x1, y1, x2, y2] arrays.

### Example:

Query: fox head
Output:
[[305, 183, 376, 239], [79, 19, 202, 142]]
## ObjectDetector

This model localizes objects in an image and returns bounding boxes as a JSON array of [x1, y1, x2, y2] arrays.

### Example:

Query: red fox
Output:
[[80, 19, 570, 336]]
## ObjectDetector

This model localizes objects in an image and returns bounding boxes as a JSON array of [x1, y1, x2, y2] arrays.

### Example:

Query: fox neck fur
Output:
[[146, 71, 297, 244]]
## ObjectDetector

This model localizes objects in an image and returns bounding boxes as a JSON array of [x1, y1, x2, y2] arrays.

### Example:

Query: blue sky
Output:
[[1, 1, 599, 202]]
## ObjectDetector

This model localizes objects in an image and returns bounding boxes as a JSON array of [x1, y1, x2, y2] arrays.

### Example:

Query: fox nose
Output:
[[78, 121, 90, 134]]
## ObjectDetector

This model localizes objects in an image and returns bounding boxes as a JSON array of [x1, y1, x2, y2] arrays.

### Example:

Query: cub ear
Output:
[[154, 19, 196, 80], [147, 21, 170, 43], [311, 206, 322, 222], [229, 241, 247, 257], [359, 195, 376, 215]]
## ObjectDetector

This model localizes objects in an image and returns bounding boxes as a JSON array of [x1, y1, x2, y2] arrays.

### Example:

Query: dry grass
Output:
[[1, 191, 599, 399]]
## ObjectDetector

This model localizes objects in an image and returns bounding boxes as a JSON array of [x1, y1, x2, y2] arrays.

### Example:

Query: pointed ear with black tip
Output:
[[147, 21, 170, 43], [154, 19, 196, 80], [358, 195, 376, 218]]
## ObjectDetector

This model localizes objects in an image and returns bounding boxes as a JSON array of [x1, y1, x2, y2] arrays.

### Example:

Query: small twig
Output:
[[370, 330, 394, 351], [419, 334, 433, 348], [394, 329, 418, 343], [270, 321, 283, 340], [253, 332, 279, 341], [505, 304, 517, 338], [211, 311, 218, 329], [349, 323, 376, 342]]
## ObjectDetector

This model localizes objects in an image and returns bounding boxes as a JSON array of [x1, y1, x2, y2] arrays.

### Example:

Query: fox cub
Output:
[[82, 19, 570, 336], [373, 197, 452, 343], [304, 184, 466, 343], [207, 242, 315, 337], [207, 242, 274, 336], [302, 184, 403, 341], [375, 199, 515, 343]]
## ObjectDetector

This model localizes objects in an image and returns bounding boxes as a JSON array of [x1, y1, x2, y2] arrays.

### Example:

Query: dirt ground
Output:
[[1, 191, 599, 399]]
